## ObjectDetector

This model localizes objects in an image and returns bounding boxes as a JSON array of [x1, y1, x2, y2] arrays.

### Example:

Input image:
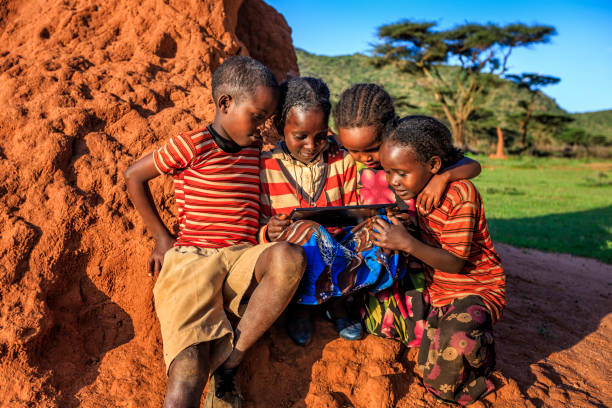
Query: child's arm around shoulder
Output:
[[416, 157, 481, 214], [124, 153, 175, 276]]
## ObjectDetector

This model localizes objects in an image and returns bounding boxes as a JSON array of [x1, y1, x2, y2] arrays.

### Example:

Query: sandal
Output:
[[286, 316, 313, 346], [324, 309, 363, 341], [204, 367, 242, 408], [204, 366, 243, 408]]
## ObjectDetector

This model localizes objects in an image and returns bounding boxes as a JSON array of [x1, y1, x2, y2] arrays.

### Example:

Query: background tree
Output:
[[557, 127, 592, 154], [530, 112, 574, 150], [505, 73, 560, 149], [372, 21, 556, 148]]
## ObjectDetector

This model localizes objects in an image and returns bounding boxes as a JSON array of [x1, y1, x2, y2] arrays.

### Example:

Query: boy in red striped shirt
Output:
[[373, 116, 505, 406], [125, 56, 306, 408]]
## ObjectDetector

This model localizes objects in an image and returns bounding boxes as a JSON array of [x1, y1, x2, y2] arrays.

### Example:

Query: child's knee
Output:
[[268, 242, 306, 283], [275, 242, 306, 271], [168, 344, 209, 384]]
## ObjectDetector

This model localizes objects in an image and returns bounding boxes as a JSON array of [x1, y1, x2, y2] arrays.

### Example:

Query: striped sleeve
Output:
[[341, 152, 358, 206], [439, 185, 477, 260], [258, 173, 273, 243], [153, 133, 197, 174]]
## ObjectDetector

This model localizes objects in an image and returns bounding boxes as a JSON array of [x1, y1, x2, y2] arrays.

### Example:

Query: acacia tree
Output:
[[505, 73, 560, 149], [530, 113, 574, 148], [373, 21, 555, 148]]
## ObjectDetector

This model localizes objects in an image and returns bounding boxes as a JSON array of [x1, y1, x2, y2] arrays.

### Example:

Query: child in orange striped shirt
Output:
[[373, 115, 505, 406]]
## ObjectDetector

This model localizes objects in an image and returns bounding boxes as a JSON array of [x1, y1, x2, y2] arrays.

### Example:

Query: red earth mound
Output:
[[0, 0, 610, 406]]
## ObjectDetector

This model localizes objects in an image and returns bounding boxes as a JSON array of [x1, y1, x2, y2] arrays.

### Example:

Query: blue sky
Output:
[[266, 0, 612, 113]]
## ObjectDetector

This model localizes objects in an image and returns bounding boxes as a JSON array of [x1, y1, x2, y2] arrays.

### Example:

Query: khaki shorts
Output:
[[153, 243, 275, 374]]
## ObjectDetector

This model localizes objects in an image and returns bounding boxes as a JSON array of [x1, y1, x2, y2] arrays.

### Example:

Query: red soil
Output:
[[0, 0, 610, 406]]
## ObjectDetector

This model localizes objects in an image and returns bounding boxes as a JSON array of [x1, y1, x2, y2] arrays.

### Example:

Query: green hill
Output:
[[296, 49, 611, 147], [570, 110, 612, 140]]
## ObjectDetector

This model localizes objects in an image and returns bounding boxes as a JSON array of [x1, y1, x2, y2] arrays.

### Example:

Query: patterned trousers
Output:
[[417, 295, 496, 406]]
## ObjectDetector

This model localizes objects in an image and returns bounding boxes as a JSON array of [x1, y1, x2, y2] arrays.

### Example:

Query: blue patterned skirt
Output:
[[276, 217, 408, 305]]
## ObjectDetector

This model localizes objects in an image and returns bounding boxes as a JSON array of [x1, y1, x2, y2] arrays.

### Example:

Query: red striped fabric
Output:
[[153, 127, 261, 248], [418, 180, 506, 322], [259, 144, 358, 242]]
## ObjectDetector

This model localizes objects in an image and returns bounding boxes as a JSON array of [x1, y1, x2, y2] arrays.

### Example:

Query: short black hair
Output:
[[333, 83, 397, 137], [274, 77, 331, 134], [386, 115, 463, 168], [211, 56, 278, 103]]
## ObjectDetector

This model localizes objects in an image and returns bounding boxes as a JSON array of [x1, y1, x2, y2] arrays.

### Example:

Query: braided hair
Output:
[[274, 77, 331, 134], [386, 116, 463, 168], [333, 83, 397, 137]]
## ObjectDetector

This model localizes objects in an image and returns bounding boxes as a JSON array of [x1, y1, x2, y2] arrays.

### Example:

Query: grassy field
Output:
[[296, 49, 612, 262], [471, 155, 612, 263]]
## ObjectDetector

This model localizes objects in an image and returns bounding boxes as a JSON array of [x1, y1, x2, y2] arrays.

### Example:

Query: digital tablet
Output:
[[289, 204, 396, 227]]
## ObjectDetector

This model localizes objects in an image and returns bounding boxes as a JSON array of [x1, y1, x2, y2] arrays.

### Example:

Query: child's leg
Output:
[[325, 295, 363, 340], [417, 296, 496, 406], [361, 274, 428, 347], [327, 296, 350, 319], [286, 303, 314, 346], [163, 342, 210, 407], [221, 241, 306, 369]]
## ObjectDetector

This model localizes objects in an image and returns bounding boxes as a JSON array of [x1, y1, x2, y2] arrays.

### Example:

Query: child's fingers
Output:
[[424, 196, 433, 212], [270, 217, 290, 226], [374, 217, 389, 230], [388, 206, 402, 216], [435, 195, 443, 207], [272, 223, 290, 232], [371, 231, 382, 244], [389, 215, 402, 226], [416, 194, 423, 209], [372, 233, 389, 249]]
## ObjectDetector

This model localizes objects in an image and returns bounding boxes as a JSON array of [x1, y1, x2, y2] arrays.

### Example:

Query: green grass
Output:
[[470, 155, 612, 263], [296, 49, 612, 261]]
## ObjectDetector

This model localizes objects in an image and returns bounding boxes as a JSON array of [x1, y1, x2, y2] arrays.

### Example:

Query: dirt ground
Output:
[[239, 243, 611, 408], [0, 0, 610, 406]]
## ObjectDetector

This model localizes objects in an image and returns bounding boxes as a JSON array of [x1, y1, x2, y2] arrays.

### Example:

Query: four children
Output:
[[125, 56, 505, 407]]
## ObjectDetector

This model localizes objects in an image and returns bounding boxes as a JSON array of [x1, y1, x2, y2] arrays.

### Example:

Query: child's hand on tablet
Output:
[[267, 214, 292, 241], [372, 215, 415, 252]]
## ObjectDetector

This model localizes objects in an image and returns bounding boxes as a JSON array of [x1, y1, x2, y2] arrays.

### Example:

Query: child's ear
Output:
[[217, 94, 233, 114], [429, 156, 442, 174]]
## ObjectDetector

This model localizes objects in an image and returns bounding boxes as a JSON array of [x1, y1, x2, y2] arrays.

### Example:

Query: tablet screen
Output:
[[289, 204, 396, 227]]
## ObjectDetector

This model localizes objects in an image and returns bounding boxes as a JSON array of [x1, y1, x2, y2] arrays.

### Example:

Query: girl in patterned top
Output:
[[334, 83, 483, 353], [334, 83, 482, 210], [374, 115, 505, 406]]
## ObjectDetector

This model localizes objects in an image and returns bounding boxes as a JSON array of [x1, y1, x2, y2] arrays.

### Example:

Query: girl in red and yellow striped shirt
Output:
[[259, 77, 362, 345], [374, 115, 505, 406]]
